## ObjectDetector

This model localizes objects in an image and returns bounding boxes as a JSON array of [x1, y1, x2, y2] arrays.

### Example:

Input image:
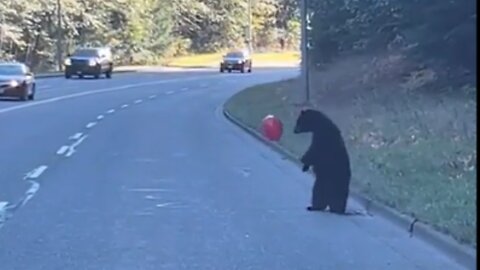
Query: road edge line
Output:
[[222, 107, 476, 270]]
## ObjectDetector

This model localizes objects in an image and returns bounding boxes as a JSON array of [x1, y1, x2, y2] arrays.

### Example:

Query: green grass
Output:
[[165, 51, 300, 68], [224, 56, 477, 247]]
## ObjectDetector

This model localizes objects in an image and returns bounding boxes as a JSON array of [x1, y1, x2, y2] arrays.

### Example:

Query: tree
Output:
[[0, 0, 300, 70], [307, 0, 476, 81]]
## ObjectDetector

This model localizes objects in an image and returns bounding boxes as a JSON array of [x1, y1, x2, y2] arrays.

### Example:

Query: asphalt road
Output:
[[0, 68, 465, 269]]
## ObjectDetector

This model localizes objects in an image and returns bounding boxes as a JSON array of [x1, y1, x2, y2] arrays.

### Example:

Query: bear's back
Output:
[[308, 110, 351, 177], [308, 110, 341, 135]]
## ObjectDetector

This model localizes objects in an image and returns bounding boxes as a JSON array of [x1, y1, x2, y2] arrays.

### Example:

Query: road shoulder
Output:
[[223, 84, 476, 270]]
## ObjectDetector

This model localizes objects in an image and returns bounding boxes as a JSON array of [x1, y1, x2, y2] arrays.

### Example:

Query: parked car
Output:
[[220, 50, 252, 73], [0, 62, 36, 101], [64, 47, 113, 79]]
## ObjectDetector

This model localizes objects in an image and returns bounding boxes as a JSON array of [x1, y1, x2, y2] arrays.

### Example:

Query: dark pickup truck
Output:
[[64, 47, 113, 79]]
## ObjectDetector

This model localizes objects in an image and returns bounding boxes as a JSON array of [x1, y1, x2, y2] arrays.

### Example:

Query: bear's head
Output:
[[293, 109, 317, 134]]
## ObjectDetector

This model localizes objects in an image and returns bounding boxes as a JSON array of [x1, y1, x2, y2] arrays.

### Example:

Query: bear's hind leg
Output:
[[307, 179, 328, 211], [329, 199, 347, 214], [329, 191, 348, 215]]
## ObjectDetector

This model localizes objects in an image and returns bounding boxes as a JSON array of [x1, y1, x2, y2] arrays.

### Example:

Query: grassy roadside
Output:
[[164, 51, 300, 68], [224, 54, 477, 247]]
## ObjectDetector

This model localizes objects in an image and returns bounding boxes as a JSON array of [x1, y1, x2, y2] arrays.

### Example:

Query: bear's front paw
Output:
[[302, 165, 309, 172]]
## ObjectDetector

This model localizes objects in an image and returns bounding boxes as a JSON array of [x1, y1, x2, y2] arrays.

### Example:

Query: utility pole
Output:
[[247, 0, 253, 53], [56, 0, 63, 71], [0, 12, 4, 55], [300, 0, 310, 104]]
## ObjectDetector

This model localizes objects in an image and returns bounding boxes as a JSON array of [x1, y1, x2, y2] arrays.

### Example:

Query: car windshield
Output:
[[0, 64, 25, 75], [72, 49, 100, 57], [225, 52, 244, 58]]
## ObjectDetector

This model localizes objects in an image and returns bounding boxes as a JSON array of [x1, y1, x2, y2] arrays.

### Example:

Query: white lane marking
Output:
[[38, 85, 51, 90], [65, 135, 88, 157], [86, 122, 97, 129], [148, 95, 156, 99], [56, 146, 69, 155], [134, 99, 143, 104], [107, 109, 115, 114], [0, 74, 223, 115], [25, 165, 48, 179], [21, 180, 40, 207], [97, 115, 104, 120], [121, 104, 129, 109], [166, 91, 174, 95], [156, 202, 175, 208], [69, 132, 83, 140], [0, 202, 8, 210], [0, 202, 9, 224], [181, 87, 189, 92]]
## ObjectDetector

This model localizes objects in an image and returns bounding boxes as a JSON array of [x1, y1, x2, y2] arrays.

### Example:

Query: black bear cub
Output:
[[293, 109, 351, 214]]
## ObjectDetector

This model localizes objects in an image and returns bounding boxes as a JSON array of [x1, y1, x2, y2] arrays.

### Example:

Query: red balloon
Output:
[[261, 115, 283, 141]]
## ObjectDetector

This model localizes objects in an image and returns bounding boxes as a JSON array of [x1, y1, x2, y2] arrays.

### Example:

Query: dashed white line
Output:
[[86, 122, 97, 129], [166, 91, 174, 95], [0, 202, 8, 217], [0, 201, 9, 228], [121, 104, 129, 109], [156, 202, 175, 208], [181, 87, 189, 92], [107, 109, 115, 114], [25, 165, 48, 179], [134, 99, 143, 104], [70, 132, 83, 140], [56, 146, 69, 155], [21, 181, 40, 207], [0, 202, 8, 210], [149, 95, 157, 99], [97, 115, 104, 120], [66, 135, 88, 157], [0, 74, 229, 115]]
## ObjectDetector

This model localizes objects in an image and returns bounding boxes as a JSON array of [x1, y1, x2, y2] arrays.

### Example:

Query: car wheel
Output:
[[220, 67, 224, 73], [228, 69, 232, 73], [20, 89, 29, 101], [78, 74, 84, 79], [65, 73, 71, 79], [28, 84, 36, 100], [106, 70, 112, 79], [240, 64, 245, 73], [248, 64, 252, 73]]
